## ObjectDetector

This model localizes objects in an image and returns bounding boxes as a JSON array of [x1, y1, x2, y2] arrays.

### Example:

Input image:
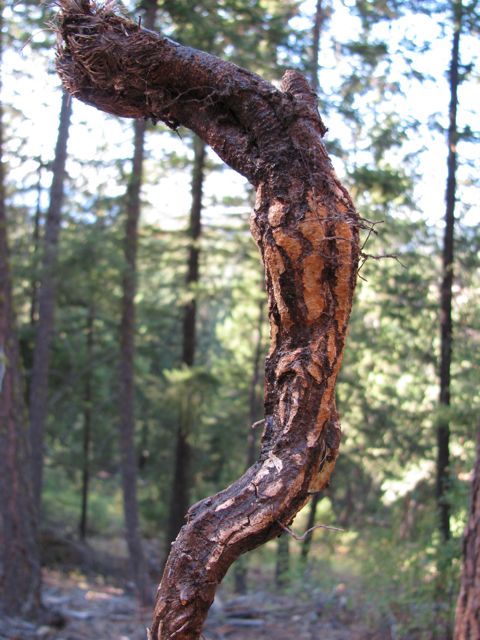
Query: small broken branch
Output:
[[277, 520, 344, 541]]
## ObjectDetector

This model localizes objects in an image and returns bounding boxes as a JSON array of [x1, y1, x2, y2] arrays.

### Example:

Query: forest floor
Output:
[[0, 568, 381, 640], [1, 534, 385, 640]]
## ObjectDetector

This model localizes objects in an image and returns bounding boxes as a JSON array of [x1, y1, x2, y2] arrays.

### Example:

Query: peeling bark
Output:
[[55, 2, 360, 637]]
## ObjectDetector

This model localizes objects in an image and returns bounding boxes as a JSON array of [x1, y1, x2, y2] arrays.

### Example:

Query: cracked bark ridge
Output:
[[55, 2, 360, 637]]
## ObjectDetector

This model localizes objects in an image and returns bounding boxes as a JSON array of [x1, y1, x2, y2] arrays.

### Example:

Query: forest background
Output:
[[1, 0, 479, 638]]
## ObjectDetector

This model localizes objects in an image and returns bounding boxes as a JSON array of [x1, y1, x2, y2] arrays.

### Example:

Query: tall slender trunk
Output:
[[119, 115, 151, 605], [165, 135, 206, 554], [28, 90, 72, 510], [0, 3, 41, 615], [300, 0, 330, 567], [275, 533, 290, 589], [301, 492, 321, 561], [436, 0, 462, 543], [79, 303, 94, 541], [311, 0, 324, 94], [246, 297, 265, 468], [30, 164, 43, 327], [234, 297, 265, 593], [117, 0, 157, 606], [454, 424, 480, 640]]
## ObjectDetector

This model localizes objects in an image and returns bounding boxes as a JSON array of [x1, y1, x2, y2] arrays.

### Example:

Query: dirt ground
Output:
[[0, 569, 379, 640]]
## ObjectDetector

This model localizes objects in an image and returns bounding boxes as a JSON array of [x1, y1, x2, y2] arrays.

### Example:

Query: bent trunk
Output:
[[56, 3, 360, 636]]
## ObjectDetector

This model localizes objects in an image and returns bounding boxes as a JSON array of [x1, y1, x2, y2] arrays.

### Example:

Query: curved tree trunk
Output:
[[56, 3, 360, 637]]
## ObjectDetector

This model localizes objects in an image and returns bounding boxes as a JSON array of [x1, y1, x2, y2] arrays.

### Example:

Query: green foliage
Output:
[[43, 468, 124, 535], [2, 0, 479, 632]]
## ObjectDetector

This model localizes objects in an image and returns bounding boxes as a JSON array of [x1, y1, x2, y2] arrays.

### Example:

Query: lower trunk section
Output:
[[166, 429, 191, 557], [454, 426, 480, 640]]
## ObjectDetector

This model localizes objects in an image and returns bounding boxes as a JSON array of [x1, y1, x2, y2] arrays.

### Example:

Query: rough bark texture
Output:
[[436, 0, 462, 543], [55, 2, 360, 637], [0, 3, 41, 614], [29, 90, 72, 510], [454, 426, 480, 640], [301, 0, 328, 563], [166, 135, 206, 555]]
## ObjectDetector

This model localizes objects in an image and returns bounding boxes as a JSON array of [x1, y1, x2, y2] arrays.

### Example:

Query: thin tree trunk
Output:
[[246, 297, 266, 469], [165, 135, 206, 554], [234, 296, 265, 593], [311, 0, 323, 94], [56, 6, 360, 636], [301, 0, 329, 564], [79, 303, 94, 541], [275, 533, 290, 589], [28, 90, 72, 511], [436, 0, 462, 543], [454, 424, 480, 640], [301, 492, 321, 561], [0, 3, 41, 614], [119, 114, 152, 606], [117, 0, 157, 605], [30, 164, 43, 327]]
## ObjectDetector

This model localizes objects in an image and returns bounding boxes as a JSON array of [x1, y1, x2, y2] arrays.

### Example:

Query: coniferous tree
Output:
[[28, 90, 72, 510], [79, 301, 95, 540], [0, 2, 41, 616], [436, 0, 463, 543], [117, 0, 157, 605], [166, 134, 206, 552]]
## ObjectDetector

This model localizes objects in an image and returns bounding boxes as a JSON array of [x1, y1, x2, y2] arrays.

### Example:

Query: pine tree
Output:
[[28, 90, 72, 510], [0, 1, 41, 616]]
